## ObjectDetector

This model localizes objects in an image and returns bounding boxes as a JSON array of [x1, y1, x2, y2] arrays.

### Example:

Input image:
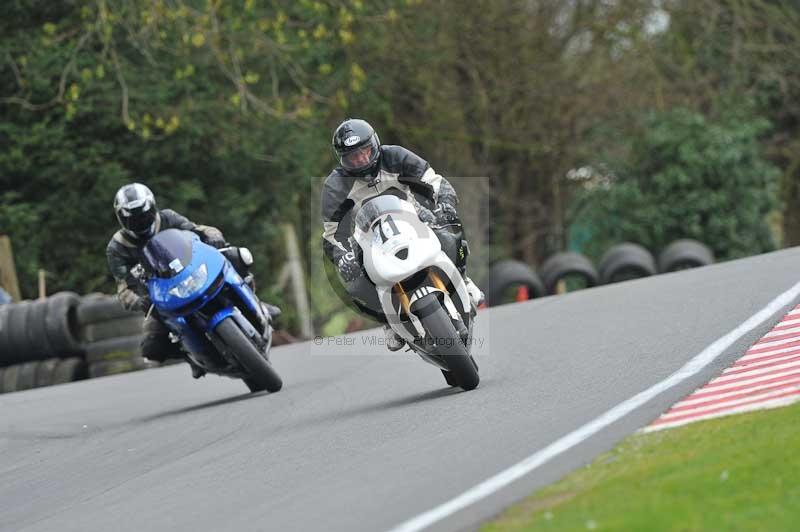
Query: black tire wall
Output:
[[484, 260, 546, 307]]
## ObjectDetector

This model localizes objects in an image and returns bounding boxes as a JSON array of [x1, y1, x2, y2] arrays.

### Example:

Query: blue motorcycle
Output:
[[138, 228, 282, 393]]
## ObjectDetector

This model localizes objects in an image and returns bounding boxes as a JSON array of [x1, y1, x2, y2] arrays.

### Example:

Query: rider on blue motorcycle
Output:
[[321, 119, 484, 352], [106, 183, 279, 377]]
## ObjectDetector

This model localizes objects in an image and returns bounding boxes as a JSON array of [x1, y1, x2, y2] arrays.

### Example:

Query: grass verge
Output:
[[483, 402, 800, 531]]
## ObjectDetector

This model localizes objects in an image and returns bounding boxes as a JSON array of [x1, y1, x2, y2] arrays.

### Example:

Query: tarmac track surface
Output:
[[1, 248, 798, 532]]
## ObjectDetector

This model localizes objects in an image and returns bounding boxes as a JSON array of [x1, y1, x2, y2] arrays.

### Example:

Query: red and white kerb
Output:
[[647, 304, 800, 432]]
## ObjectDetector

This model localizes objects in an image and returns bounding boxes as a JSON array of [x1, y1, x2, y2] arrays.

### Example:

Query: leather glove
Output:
[[119, 288, 150, 313], [433, 203, 459, 225], [417, 206, 437, 225], [196, 226, 226, 248], [337, 251, 363, 282]]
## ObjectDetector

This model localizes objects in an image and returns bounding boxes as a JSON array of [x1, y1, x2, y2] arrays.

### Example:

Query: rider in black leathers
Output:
[[321, 119, 483, 351], [106, 183, 278, 377]]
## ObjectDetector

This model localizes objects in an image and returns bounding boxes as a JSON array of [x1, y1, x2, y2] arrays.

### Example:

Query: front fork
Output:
[[394, 269, 448, 313], [394, 270, 470, 344]]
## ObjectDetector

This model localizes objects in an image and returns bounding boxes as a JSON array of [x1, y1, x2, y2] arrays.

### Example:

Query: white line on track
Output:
[[387, 280, 800, 532]]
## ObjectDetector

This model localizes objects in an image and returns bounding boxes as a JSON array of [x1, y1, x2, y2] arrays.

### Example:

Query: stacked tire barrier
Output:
[[482, 239, 714, 307], [0, 357, 86, 393], [598, 243, 657, 285], [657, 239, 715, 273], [0, 291, 87, 393], [76, 294, 153, 379], [0, 292, 153, 394], [484, 260, 546, 307], [539, 252, 599, 294], [0, 291, 298, 394]]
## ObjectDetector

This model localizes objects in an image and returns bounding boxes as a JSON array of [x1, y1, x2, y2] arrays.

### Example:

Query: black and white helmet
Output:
[[113, 183, 158, 239], [332, 118, 381, 177]]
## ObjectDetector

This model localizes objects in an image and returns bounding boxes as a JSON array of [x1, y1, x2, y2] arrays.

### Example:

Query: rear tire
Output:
[[415, 294, 479, 391], [216, 317, 282, 393]]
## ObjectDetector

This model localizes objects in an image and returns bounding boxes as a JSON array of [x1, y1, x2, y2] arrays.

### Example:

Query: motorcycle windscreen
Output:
[[354, 195, 408, 233], [142, 229, 195, 278]]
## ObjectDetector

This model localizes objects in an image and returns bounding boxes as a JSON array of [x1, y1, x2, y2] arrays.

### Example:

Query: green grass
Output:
[[483, 402, 800, 532]]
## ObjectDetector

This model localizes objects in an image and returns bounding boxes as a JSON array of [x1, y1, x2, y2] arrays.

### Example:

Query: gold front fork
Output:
[[396, 270, 447, 316], [394, 283, 411, 315], [428, 270, 447, 292]]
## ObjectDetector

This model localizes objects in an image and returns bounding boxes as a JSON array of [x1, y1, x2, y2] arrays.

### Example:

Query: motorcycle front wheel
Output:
[[415, 293, 480, 391], [216, 317, 283, 393]]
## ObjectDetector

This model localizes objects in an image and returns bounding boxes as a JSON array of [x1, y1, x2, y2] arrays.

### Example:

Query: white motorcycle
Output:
[[352, 195, 480, 390]]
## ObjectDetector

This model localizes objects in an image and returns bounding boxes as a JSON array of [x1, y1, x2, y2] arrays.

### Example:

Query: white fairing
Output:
[[359, 218, 440, 285], [353, 198, 471, 349]]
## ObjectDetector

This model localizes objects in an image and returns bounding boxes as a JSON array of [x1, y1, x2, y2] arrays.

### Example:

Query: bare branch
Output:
[[0, 96, 51, 111], [1, 30, 92, 111], [56, 31, 91, 102], [110, 48, 130, 124], [5, 53, 24, 90]]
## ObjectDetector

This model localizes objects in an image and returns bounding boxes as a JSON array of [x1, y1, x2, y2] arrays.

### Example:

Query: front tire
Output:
[[415, 294, 479, 391], [216, 317, 282, 393], [441, 369, 458, 387]]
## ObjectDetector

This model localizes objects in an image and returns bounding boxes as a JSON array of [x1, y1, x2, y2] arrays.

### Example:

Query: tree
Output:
[[569, 108, 780, 261], [654, 0, 800, 245], [0, 0, 401, 304]]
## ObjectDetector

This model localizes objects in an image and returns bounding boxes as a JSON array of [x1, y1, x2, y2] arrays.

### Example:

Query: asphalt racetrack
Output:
[[2, 248, 799, 532]]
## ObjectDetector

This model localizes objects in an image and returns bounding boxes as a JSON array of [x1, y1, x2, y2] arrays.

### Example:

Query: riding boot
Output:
[[383, 324, 406, 352], [186, 356, 207, 379]]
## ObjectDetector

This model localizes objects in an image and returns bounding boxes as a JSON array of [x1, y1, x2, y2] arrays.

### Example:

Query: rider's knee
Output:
[[140, 317, 178, 361]]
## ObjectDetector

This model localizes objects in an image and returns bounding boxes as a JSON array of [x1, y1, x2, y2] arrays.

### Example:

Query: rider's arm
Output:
[[159, 208, 197, 231], [388, 145, 459, 208], [106, 237, 148, 312], [161, 209, 226, 247], [321, 172, 354, 264], [106, 236, 137, 289]]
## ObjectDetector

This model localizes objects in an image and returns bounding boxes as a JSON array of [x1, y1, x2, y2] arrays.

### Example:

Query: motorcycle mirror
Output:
[[238, 247, 254, 266]]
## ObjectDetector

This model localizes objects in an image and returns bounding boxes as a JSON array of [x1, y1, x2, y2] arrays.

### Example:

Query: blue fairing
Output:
[[143, 230, 264, 361], [147, 235, 225, 314]]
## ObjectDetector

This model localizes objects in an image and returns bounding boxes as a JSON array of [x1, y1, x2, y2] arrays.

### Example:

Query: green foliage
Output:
[[569, 108, 781, 261], [3, 0, 800, 333], [0, 0, 404, 324]]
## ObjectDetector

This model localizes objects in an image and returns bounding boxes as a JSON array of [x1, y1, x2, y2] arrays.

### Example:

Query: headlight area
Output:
[[169, 263, 208, 298]]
